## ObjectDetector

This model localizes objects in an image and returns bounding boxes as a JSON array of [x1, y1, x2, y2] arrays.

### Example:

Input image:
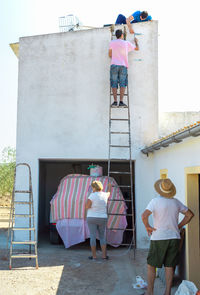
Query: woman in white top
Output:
[[85, 180, 111, 260]]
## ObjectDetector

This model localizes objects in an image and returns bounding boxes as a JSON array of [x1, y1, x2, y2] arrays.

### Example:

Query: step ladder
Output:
[[107, 25, 136, 252], [8, 163, 38, 269]]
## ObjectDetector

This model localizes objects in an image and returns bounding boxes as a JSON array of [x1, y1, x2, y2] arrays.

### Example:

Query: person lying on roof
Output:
[[115, 11, 152, 34]]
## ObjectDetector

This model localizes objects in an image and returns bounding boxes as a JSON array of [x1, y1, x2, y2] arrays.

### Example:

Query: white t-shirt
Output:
[[146, 196, 188, 240], [87, 191, 110, 218]]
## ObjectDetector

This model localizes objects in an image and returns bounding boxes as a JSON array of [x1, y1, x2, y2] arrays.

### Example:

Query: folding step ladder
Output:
[[107, 25, 136, 252], [8, 163, 38, 269]]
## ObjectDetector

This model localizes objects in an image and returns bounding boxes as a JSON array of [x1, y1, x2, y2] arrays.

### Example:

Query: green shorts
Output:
[[147, 239, 180, 268]]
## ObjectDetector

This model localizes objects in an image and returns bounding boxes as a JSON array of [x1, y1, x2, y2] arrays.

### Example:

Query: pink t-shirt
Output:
[[109, 39, 136, 68]]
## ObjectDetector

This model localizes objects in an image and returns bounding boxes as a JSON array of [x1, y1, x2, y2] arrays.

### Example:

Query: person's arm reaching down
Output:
[[178, 209, 194, 230], [107, 182, 112, 198], [141, 209, 156, 236], [126, 16, 134, 34], [85, 199, 92, 210], [84, 198, 92, 219]]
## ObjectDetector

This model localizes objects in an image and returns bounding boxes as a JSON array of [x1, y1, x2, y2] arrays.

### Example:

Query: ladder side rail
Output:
[[7, 184, 15, 251], [127, 79, 136, 254], [29, 170, 38, 268], [107, 25, 114, 243], [108, 87, 112, 180], [9, 228, 14, 269], [7, 165, 17, 255], [8, 165, 17, 269], [29, 167, 32, 255]]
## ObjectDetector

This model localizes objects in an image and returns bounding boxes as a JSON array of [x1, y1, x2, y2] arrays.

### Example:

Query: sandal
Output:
[[102, 256, 109, 260], [88, 256, 97, 260]]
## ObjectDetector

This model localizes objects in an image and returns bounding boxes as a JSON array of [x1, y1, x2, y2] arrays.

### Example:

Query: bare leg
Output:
[[120, 87, 126, 102], [90, 246, 97, 259], [164, 267, 174, 295], [101, 244, 107, 258], [112, 88, 117, 102], [144, 264, 156, 295]]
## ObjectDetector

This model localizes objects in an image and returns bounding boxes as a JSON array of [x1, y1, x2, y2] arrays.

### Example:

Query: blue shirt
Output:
[[132, 11, 152, 23]]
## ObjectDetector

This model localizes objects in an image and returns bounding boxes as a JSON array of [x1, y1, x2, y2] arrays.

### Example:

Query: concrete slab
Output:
[[0, 230, 179, 295]]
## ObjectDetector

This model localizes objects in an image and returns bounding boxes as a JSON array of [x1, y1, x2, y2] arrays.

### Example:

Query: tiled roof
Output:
[[141, 121, 200, 155]]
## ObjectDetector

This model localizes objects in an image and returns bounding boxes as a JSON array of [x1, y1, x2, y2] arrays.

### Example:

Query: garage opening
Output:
[[38, 159, 135, 246]]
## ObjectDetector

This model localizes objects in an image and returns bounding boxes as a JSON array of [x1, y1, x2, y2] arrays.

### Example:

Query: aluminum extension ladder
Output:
[[107, 25, 136, 252], [8, 163, 38, 269]]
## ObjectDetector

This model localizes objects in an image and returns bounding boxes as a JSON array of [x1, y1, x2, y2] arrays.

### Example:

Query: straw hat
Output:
[[154, 178, 176, 198]]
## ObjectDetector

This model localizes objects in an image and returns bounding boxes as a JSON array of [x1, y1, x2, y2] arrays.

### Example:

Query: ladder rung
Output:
[[110, 145, 130, 148], [12, 241, 36, 245], [15, 190, 31, 193], [112, 185, 131, 188], [108, 243, 132, 246], [111, 106, 128, 109], [11, 254, 37, 258], [108, 199, 132, 202], [14, 201, 32, 204], [111, 33, 142, 36], [11, 228, 35, 231], [108, 228, 134, 231], [110, 118, 129, 121], [109, 171, 131, 175], [111, 132, 130, 134], [14, 214, 34, 217], [107, 213, 132, 216], [109, 158, 130, 161], [110, 93, 128, 97], [117, 93, 128, 96]]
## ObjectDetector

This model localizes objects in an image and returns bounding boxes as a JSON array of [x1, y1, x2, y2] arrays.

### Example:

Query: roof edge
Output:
[[141, 123, 200, 155], [10, 43, 19, 58]]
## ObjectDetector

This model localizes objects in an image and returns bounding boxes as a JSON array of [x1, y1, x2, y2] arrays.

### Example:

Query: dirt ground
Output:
[[0, 207, 10, 228], [0, 228, 180, 295]]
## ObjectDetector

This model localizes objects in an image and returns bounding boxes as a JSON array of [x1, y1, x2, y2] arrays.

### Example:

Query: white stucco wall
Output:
[[159, 111, 200, 137], [15, 22, 158, 242], [137, 135, 200, 248]]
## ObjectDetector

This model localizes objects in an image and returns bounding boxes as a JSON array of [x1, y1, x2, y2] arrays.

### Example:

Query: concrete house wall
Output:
[[140, 136, 200, 287], [15, 21, 158, 245]]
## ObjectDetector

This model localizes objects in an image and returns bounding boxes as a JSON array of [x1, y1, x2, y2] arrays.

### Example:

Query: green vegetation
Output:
[[0, 147, 16, 206]]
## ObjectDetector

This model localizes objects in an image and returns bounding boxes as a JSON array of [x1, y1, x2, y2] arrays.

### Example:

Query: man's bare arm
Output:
[[141, 209, 156, 236], [178, 209, 194, 229], [108, 49, 112, 58]]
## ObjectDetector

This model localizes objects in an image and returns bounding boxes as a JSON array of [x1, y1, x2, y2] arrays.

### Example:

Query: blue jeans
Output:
[[87, 217, 107, 247], [110, 65, 128, 88], [115, 14, 126, 24]]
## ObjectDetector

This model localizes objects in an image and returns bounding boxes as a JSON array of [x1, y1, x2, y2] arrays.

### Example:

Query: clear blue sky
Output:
[[0, 0, 200, 154]]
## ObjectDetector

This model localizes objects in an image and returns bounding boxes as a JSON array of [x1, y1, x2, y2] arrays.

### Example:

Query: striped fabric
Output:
[[50, 174, 127, 230]]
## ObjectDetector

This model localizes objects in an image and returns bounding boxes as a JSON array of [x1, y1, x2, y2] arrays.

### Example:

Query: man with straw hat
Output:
[[141, 178, 194, 295]]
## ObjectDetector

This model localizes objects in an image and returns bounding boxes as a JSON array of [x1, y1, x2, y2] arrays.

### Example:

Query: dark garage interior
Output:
[[38, 159, 135, 246]]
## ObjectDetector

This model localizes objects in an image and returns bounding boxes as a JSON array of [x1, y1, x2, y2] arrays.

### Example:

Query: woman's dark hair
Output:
[[115, 29, 123, 39], [141, 11, 148, 19]]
